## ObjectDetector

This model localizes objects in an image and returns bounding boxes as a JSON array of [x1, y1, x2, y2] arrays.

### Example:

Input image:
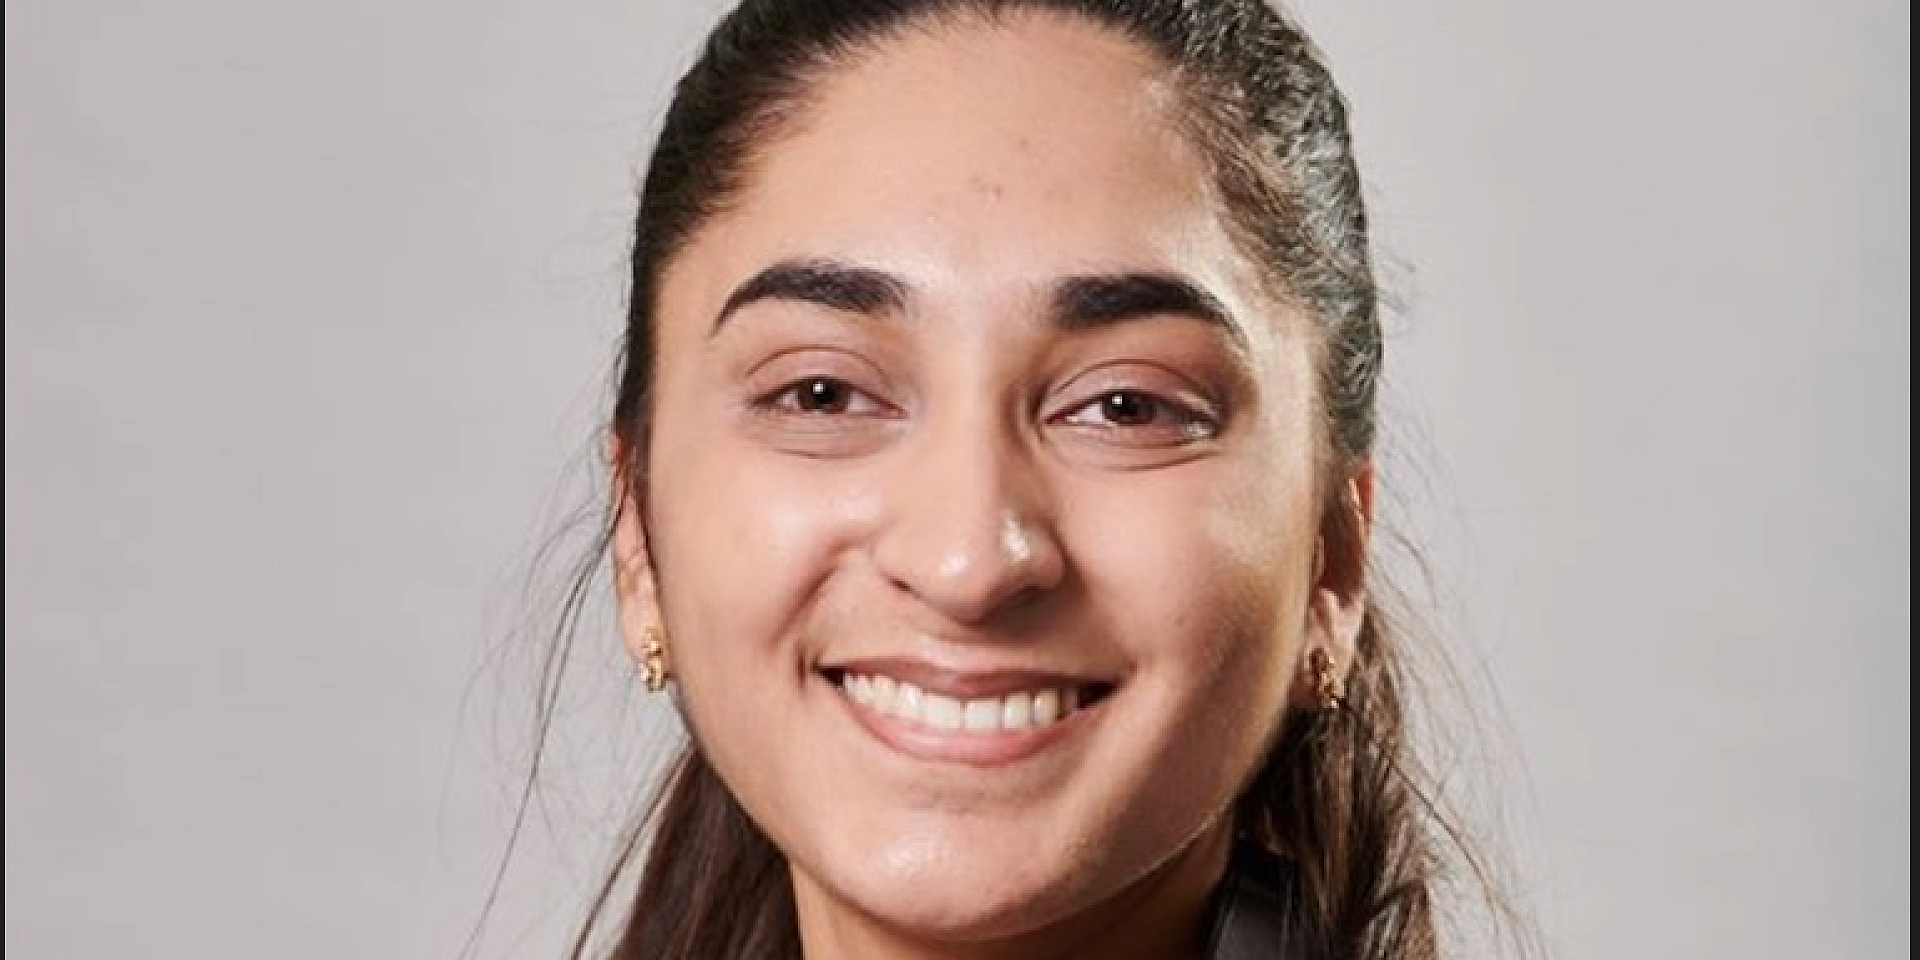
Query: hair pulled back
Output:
[[589, 3, 1439, 958]]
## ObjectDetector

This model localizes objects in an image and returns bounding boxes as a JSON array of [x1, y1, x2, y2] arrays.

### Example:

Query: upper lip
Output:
[[821, 656, 1119, 700]]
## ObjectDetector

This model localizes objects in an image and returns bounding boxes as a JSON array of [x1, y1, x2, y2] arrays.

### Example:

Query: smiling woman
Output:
[[561, 1, 1497, 958]]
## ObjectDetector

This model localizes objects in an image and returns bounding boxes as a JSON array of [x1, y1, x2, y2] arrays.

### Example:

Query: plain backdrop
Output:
[[5, 0, 1908, 957]]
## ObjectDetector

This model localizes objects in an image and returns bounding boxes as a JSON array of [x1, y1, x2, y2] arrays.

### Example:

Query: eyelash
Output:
[[1056, 388, 1222, 441], [754, 376, 895, 418]]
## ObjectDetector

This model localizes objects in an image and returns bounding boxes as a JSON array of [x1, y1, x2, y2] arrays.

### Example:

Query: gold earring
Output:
[[1308, 647, 1344, 711], [641, 627, 671, 692]]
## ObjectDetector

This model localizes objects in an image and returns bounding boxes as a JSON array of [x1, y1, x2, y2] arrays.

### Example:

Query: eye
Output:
[[1092, 390, 1156, 426], [1059, 389, 1220, 443], [793, 377, 852, 414], [758, 376, 891, 417]]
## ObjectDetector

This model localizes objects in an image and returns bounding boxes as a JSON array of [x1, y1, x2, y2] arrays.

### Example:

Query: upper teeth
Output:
[[839, 672, 1081, 732]]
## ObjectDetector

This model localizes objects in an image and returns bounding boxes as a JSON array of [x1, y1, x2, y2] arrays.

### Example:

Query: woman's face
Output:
[[623, 12, 1359, 946]]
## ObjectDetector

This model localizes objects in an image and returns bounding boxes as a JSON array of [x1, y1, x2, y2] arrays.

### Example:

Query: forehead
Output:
[[667, 12, 1271, 330], [793, 11, 1192, 200]]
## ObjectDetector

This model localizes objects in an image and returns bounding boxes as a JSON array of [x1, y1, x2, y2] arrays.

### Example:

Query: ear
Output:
[[608, 435, 664, 671], [1292, 462, 1374, 709]]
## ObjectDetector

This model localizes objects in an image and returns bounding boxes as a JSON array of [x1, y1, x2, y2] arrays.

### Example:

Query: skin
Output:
[[612, 12, 1369, 960]]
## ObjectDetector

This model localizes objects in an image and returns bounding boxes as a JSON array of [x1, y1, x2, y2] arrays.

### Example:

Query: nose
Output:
[[872, 419, 1066, 625]]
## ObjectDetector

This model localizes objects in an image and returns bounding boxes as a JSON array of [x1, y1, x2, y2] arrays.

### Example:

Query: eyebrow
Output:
[[1050, 272, 1241, 346], [712, 259, 908, 334], [711, 257, 1243, 346]]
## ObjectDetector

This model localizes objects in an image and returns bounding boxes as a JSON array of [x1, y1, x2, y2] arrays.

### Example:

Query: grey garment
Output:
[[1203, 844, 1313, 960]]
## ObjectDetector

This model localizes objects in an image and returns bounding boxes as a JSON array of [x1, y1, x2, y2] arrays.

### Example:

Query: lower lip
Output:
[[825, 678, 1100, 768]]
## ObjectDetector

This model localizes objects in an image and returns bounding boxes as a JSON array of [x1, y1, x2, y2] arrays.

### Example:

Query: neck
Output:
[[793, 820, 1233, 960]]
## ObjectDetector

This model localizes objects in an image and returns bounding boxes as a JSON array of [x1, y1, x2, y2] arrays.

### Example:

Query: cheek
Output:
[[649, 441, 868, 662], [643, 441, 872, 832], [1061, 469, 1317, 801], [1069, 465, 1317, 662]]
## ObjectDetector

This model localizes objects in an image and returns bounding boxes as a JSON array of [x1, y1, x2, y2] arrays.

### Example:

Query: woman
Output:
[[574, 1, 1486, 957]]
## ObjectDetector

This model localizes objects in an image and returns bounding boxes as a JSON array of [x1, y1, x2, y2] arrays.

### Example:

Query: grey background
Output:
[[5, 0, 1908, 957]]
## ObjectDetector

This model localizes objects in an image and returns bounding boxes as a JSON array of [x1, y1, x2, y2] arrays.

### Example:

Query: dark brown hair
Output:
[[574, 1, 1473, 957]]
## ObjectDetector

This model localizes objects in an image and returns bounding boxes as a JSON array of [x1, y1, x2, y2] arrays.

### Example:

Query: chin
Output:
[[808, 828, 1099, 942]]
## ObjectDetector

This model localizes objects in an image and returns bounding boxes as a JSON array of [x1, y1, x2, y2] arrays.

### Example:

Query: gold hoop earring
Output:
[[641, 627, 671, 693], [1308, 647, 1344, 711]]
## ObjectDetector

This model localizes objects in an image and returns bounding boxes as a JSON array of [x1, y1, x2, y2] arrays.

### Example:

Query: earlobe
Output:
[[1293, 465, 1375, 709]]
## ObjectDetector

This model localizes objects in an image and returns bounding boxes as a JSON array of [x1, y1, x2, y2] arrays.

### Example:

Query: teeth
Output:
[[871, 675, 897, 713], [836, 673, 1088, 732], [847, 674, 874, 706], [923, 693, 964, 730], [895, 682, 925, 722], [963, 699, 999, 731], [1000, 691, 1032, 729], [1032, 688, 1060, 725]]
